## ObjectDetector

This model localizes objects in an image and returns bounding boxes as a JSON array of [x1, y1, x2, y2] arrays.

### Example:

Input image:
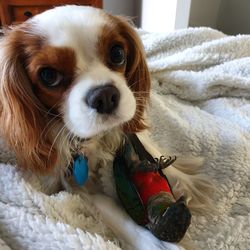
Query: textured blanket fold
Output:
[[0, 27, 250, 249], [141, 28, 250, 101]]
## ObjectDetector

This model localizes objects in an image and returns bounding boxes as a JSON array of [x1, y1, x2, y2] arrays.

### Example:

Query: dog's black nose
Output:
[[86, 85, 120, 114]]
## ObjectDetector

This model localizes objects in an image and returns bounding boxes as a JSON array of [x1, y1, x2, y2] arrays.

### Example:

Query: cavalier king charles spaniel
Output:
[[0, 5, 212, 250]]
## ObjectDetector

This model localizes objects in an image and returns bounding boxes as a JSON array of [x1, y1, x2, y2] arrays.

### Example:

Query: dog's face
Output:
[[28, 6, 147, 138], [0, 6, 150, 172]]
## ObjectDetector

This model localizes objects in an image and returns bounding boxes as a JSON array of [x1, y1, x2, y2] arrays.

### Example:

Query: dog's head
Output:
[[0, 5, 150, 172]]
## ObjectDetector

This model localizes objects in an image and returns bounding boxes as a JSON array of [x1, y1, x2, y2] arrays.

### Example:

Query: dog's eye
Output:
[[39, 67, 63, 87], [110, 45, 126, 66]]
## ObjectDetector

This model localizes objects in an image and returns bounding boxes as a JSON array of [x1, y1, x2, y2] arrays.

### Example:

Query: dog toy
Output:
[[113, 134, 191, 242]]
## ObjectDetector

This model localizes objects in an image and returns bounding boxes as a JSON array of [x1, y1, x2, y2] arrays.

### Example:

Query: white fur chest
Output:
[[58, 129, 123, 198]]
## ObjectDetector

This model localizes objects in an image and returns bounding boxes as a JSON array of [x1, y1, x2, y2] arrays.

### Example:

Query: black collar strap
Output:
[[127, 134, 177, 169], [127, 134, 156, 163]]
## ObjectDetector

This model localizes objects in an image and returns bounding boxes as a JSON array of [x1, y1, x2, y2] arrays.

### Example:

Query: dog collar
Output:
[[72, 154, 89, 186]]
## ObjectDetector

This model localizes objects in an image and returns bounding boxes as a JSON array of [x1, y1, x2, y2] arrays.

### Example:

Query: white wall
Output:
[[103, 0, 250, 35], [141, 0, 178, 32], [103, 0, 192, 32], [175, 0, 191, 30], [141, 0, 191, 32]]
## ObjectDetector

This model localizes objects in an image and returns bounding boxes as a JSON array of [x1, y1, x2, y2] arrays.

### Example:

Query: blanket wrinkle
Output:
[[0, 27, 250, 249]]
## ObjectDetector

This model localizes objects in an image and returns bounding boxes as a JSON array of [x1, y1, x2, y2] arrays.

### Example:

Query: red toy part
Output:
[[131, 171, 172, 207]]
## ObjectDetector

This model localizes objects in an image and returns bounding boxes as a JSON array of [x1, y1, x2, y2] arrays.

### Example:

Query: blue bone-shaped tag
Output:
[[73, 154, 88, 186]]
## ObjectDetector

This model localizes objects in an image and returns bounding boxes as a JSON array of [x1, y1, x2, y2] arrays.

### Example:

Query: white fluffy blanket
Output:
[[1, 27, 250, 249]]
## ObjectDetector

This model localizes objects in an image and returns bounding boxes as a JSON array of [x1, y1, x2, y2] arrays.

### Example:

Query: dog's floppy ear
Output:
[[0, 27, 57, 173], [116, 18, 151, 133]]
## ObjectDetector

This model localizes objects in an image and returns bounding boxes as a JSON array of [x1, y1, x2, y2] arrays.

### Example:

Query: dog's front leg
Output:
[[92, 194, 183, 250]]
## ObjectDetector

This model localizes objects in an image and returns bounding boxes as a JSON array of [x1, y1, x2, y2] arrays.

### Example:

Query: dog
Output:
[[0, 5, 213, 250]]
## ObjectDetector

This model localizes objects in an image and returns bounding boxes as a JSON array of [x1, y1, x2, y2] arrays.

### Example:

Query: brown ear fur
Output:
[[0, 27, 57, 173], [115, 18, 151, 133]]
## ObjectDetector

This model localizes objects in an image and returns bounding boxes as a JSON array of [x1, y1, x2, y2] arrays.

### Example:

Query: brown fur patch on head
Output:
[[0, 24, 75, 174], [27, 46, 76, 112], [97, 24, 128, 75], [98, 15, 151, 133]]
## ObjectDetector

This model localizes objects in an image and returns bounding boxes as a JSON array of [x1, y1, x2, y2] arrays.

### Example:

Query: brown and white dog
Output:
[[0, 5, 212, 250]]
